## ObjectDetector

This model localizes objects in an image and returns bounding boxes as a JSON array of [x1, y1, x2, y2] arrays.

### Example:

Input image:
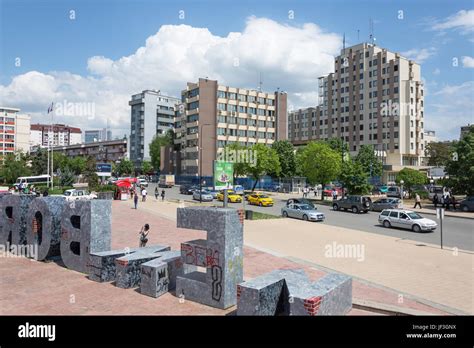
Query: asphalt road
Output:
[[149, 184, 474, 252]]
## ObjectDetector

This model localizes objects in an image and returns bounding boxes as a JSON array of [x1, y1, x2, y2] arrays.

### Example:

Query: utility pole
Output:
[[199, 123, 212, 203]]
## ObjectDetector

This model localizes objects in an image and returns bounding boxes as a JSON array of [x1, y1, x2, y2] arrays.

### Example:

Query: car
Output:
[[179, 185, 198, 195], [205, 189, 219, 199], [216, 189, 242, 203], [386, 186, 402, 198], [459, 196, 474, 212], [371, 198, 401, 212], [192, 190, 214, 202], [372, 185, 389, 195], [63, 189, 97, 201], [428, 186, 444, 201], [286, 198, 315, 209], [247, 193, 274, 207], [281, 203, 325, 222], [332, 195, 372, 213], [378, 209, 437, 232], [323, 185, 342, 197], [138, 178, 148, 188], [233, 185, 245, 195]]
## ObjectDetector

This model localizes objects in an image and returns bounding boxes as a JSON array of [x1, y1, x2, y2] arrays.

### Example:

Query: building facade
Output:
[[84, 128, 112, 143], [129, 90, 180, 168], [30, 123, 82, 148], [0, 107, 31, 157], [44, 139, 128, 163], [173, 78, 287, 177], [460, 124, 473, 139]]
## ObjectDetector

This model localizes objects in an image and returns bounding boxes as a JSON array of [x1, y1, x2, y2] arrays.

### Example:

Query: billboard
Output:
[[96, 163, 112, 177], [213, 161, 234, 190]]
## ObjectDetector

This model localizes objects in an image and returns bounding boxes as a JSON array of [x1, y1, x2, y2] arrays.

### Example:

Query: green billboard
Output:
[[213, 161, 234, 190]]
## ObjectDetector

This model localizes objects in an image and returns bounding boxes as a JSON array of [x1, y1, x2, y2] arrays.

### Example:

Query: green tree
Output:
[[149, 130, 173, 171], [30, 148, 49, 175], [222, 143, 247, 180], [69, 156, 87, 175], [83, 157, 99, 190], [326, 138, 349, 153], [59, 167, 75, 187], [0, 152, 31, 184], [141, 161, 153, 174], [245, 143, 281, 191], [271, 140, 296, 178], [116, 159, 134, 176], [445, 128, 474, 195], [339, 159, 371, 195], [296, 141, 341, 199], [395, 168, 427, 192], [424, 141, 454, 167], [355, 145, 382, 178]]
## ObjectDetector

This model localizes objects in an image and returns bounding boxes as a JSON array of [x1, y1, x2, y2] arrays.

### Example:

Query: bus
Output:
[[15, 175, 51, 189]]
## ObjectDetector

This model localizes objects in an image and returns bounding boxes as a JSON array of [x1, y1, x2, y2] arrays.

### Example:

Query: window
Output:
[[218, 103, 226, 111], [188, 101, 199, 110], [394, 65, 398, 72], [218, 91, 226, 98], [389, 211, 399, 218]]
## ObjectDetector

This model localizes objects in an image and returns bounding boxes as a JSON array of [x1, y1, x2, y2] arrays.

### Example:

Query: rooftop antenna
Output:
[[343, 32, 346, 54], [357, 29, 360, 42], [258, 72, 263, 92]]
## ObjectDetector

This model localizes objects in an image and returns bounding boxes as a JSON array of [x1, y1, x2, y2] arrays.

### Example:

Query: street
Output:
[[149, 184, 474, 252]]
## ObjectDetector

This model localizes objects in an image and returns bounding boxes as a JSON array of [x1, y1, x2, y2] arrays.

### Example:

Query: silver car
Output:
[[378, 209, 437, 232], [281, 203, 325, 222], [193, 190, 213, 202], [371, 198, 401, 212]]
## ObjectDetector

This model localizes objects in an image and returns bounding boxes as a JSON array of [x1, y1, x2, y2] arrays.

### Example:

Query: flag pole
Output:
[[50, 111, 54, 190]]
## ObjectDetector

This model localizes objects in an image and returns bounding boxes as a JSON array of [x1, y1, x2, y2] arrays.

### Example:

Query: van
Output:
[[428, 186, 444, 201], [386, 186, 401, 198]]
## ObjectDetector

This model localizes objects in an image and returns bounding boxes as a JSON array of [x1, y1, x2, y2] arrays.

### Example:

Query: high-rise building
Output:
[[0, 106, 31, 156], [84, 128, 111, 143], [30, 123, 82, 148], [288, 42, 426, 183], [173, 78, 287, 177], [129, 90, 180, 168]]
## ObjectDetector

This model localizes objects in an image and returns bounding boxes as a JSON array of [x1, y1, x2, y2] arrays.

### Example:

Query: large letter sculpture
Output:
[[60, 200, 112, 273], [0, 195, 36, 248], [25, 197, 66, 260], [175, 207, 243, 309]]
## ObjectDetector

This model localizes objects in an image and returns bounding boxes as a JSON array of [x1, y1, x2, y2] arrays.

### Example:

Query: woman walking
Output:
[[139, 224, 150, 247]]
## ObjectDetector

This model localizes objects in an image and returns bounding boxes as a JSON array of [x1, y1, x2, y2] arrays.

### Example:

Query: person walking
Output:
[[134, 190, 139, 209], [413, 193, 422, 209], [141, 187, 147, 202], [154, 187, 159, 200], [451, 196, 457, 210], [433, 193, 439, 209], [444, 192, 451, 210], [139, 224, 150, 247], [161, 189, 165, 202], [332, 188, 337, 201]]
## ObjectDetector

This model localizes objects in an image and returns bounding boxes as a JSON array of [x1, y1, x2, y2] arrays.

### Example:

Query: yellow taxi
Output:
[[216, 189, 243, 203], [247, 193, 274, 207]]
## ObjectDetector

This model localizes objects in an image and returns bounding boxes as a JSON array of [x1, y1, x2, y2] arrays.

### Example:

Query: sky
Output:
[[0, 0, 473, 140]]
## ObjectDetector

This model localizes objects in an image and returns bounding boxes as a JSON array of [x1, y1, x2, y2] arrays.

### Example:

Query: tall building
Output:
[[0, 106, 31, 156], [30, 123, 82, 148], [85, 128, 111, 143], [460, 124, 473, 139], [129, 90, 180, 168], [288, 42, 426, 183], [173, 78, 287, 177]]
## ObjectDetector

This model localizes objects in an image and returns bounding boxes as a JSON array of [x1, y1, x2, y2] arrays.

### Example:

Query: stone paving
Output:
[[0, 198, 454, 315]]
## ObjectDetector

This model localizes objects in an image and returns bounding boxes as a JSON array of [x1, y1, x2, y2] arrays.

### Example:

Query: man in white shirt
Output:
[[141, 188, 147, 202]]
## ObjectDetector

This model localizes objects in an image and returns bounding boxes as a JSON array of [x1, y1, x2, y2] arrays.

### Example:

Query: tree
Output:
[[296, 141, 341, 199], [221, 143, 247, 180], [68, 156, 87, 176], [355, 145, 382, 178], [339, 159, 371, 195], [271, 140, 296, 178], [445, 127, 474, 195], [83, 157, 99, 190], [141, 161, 153, 175], [395, 168, 427, 192], [149, 130, 173, 171], [0, 152, 31, 184], [116, 159, 134, 176], [245, 143, 281, 191], [326, 138, 349, 154], [424, 141, 454, 167], [59, 167, 75, 187], [30, 148, 49, 175]]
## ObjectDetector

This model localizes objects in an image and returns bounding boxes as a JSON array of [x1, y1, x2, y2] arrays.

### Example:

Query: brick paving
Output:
[[0, 199, 454, 315]]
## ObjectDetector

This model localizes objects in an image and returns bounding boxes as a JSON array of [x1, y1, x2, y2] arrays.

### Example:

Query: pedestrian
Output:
[[43, 189, 49, 197], [141, 187, 147, 202], [161, 189, 165, 201], [413, 193, 422, 209], [134, 190, 139, 209], [433, 193, 439, 208], [154, 187, 159, 200], [139, 224, 150, 247], [444, 193, 451, 210], [451, 196, 457, 210], [332, 188, 337, 201]]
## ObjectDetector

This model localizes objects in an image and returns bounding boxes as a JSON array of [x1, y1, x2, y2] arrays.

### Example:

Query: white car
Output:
[[138, 178, 148, 187], [63, 189, 97, 201], [378, 209, 437, 232]]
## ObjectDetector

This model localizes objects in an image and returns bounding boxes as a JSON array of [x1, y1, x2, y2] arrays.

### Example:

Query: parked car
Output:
[[459, 196, 474, 212], [247, 193, 274, 207], [286, 198, 315, 209], [206, 189, 219, 199], [233, 185, 245, 195], [216, 189, 242, 203], [378, 209, 437, 232], [138, 178, 148, 188], [371, 198, 401, 212], [372, 185, 389, 195], [63, 189, 97, 201], [428, 186, 444, 201], [332, 195, 372, 213], [323, 185, 342, 197], [281, 203, 325, 222], [192, 190, 214, 202], [179, 185, 198, 195], [386, 186, 402, 198]]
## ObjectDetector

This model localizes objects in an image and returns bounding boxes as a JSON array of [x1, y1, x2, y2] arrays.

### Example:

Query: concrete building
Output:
[[129, 90, 180, 168], [288, 42, 426, 183], [173, 78, 287, 177], [85, 128, 112, 143], [30, 123, 82, 148], [460, 124, 473, 139], [0, 106, 31, 157], [421, 130, 437, 165]]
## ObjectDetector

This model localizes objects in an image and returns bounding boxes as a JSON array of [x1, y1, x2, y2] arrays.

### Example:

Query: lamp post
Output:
[[199, 123, 212, 203], [400, 179, 404, 208]]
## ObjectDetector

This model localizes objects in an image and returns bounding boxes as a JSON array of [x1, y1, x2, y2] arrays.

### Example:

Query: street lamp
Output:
[[199, 123, 213, 203], [400, 179, 404, 207]]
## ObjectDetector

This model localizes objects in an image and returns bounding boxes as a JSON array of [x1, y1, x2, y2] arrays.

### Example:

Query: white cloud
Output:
[[401, 47, 436, 63], [462, 56, 474, 68], [431, 9, 474, 33], [0, 17, 342, 135], [433, 68, 441, 75]]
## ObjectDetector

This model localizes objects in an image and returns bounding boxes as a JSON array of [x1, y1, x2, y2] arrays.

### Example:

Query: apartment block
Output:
[[0, 106, 31, 157], [85, 128, 112, 143], [129, 90, 180, 168], [30, 123, 82, 148], [173, 78, 287, 177], [288, 42, 426, 182]]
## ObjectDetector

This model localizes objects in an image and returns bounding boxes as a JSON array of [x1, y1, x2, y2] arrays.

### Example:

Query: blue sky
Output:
[[1, 0, 473, 139]]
